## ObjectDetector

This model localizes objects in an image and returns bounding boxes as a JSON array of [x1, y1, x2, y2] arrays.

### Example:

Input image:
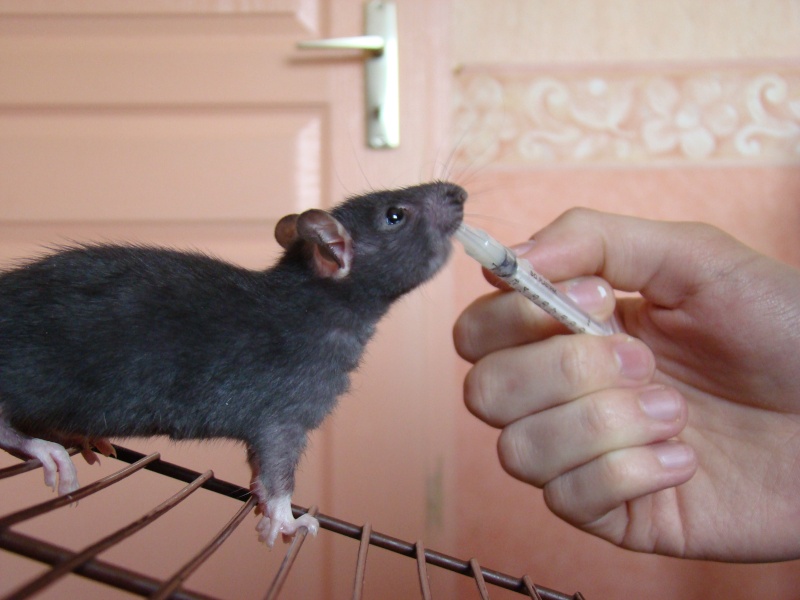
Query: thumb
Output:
[[519, 208, 749, 310]]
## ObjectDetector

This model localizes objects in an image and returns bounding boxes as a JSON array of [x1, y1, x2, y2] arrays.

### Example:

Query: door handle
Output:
[[298, 1, 399, 149]]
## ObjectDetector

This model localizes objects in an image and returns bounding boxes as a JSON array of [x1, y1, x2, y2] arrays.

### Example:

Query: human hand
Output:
[[453, 208, 800, 561]]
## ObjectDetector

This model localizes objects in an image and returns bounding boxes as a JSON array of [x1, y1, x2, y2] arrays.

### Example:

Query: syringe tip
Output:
[[455, 224, 510, 268]]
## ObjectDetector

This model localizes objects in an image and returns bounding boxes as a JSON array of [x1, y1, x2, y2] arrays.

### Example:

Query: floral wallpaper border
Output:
[[452, 65, 800, 166]]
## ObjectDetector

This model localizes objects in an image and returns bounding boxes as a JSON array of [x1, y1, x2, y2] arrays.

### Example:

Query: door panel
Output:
[[0, 1, 459, 599], [2, 110, 321, 221]]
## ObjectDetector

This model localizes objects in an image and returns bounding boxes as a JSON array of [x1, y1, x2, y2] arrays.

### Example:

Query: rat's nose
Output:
[[434, 182, 466, 234], [442, 182, 467, 207]]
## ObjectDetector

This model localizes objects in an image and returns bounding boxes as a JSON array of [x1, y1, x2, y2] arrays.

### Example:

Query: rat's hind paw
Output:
[[37, 439, 78, 496], [21, 439, 79, 494], [27, 439, 79, 495], [256, 495, 319, 548], [0, 415, 80, 495]]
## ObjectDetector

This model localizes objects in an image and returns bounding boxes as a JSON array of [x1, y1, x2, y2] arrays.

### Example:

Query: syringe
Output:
[[455, 223, 616, 336]]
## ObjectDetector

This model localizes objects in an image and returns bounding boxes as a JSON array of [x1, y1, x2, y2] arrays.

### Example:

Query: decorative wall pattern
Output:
[[453, 65, 800, 166]]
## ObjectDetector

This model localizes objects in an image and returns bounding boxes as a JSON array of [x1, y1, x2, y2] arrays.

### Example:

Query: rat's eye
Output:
[[385, 206, 405, 226]]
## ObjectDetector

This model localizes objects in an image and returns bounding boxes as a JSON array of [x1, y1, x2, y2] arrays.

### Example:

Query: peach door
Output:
[[0, 1, 459, 599]]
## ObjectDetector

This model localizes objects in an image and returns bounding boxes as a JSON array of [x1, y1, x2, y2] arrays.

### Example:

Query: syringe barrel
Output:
[[455, 223, 616, 336], [504, 260, 615, 336]]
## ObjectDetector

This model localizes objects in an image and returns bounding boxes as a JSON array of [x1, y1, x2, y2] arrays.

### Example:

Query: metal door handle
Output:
[[298, 1, 399, 149], [297, 35, 385, 52]]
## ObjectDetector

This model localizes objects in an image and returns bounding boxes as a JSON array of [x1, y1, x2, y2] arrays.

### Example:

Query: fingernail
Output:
[[639, 387, 681, 421], [511, 240, 536, 256], [564, 278, 609, 312], [655, 443, 695, 469], [614, 338, 652, 381]]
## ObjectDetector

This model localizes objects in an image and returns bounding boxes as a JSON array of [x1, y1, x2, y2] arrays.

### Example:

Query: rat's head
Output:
[[275, 181, 466, 300]]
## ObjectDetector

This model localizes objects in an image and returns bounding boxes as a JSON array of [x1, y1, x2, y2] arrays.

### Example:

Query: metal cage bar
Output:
[[0, 444, 587, 600]]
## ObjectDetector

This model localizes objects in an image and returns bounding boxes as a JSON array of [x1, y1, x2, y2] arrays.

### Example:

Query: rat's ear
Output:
[[275, 214, 300, 249], [295, 209, 353, 279]]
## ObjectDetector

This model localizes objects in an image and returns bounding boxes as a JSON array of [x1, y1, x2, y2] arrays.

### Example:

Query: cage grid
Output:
[[0, 445, 585, 600]]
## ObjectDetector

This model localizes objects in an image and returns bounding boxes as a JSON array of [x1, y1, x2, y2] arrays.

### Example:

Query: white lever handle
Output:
[[297, 1, 399, 149], [297, 35, 385, 52]]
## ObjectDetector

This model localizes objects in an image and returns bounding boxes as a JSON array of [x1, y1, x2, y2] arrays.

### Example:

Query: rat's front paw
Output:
[[256, 495, 319, 548], [256, 512, 320, 548]]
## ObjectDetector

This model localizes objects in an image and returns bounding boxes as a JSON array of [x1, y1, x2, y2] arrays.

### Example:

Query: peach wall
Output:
[[448, 1, 800, 598]]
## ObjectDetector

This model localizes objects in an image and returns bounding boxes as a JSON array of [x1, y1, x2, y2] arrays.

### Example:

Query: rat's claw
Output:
[[78, 438, 116, 465], [92, 438, 116, 458], [80, 442, 99, 465]]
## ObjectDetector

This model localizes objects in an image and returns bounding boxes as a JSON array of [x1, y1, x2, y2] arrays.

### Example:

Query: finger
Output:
[[464, 334, 655, 428], [542, 442, 697, 533], [519, 208, 751, 308], [454, 291, 562, 363], [496, 385, 687, 486], [453, 276, 617, 363]]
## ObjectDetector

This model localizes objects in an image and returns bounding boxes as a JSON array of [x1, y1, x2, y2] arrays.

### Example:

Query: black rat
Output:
[[0, 181, 466, 546]]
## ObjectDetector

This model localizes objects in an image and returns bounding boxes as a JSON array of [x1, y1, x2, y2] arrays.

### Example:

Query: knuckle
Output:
[[557, 336, 622, 393], [558, 341, 587, 388], [558, 338, 601, 389], [579, 395, 624, 439], [596, 449, 635, 489], [558, 206, 597, 227]]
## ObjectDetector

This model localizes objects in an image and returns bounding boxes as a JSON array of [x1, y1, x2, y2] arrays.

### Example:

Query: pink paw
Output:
[[25, 439, 80, 495], [0, 415, 80, 495], [256, 495, 319, 548]]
